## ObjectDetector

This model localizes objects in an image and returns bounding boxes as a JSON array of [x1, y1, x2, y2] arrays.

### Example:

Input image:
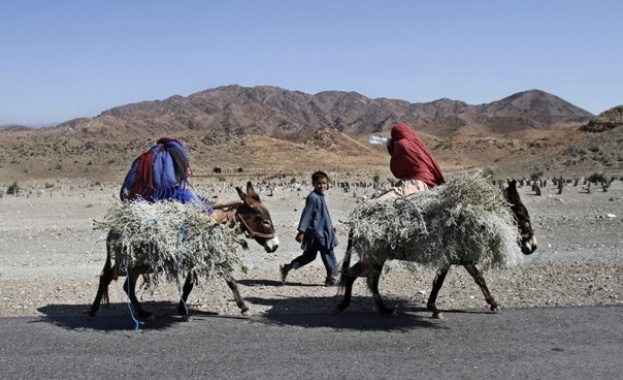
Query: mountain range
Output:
[[1, 85, 621, 183]]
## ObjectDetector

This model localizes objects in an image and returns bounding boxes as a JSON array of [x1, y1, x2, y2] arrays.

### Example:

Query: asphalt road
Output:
[[1, 305, 622, 380]]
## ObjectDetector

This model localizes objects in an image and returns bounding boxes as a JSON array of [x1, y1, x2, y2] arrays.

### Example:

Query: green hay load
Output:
[[349, 173, 523, 270], [94, 201, 247, 286]]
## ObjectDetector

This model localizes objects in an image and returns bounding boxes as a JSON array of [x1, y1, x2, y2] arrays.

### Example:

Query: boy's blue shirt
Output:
[[297, 189, 338, 250]]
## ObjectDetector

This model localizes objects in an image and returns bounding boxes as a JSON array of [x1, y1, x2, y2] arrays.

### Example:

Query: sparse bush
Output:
[[530, 171, 544, 182], [6, 181, 19, 195], [587, 172, 607, 184], [372, 174, 380, 185], [482, 167, 495, 179]]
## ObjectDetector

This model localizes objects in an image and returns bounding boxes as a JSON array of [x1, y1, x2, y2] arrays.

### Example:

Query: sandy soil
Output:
[[1, 179, 622, 320]]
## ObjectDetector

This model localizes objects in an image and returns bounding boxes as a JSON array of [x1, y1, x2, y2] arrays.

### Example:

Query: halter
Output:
[[217, 207, 276, 240], [235, 210, 276, 239]]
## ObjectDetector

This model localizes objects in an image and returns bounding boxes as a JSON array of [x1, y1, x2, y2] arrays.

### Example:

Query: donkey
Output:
[[337, 179, 537, 318], [87, 182, 279, 319]]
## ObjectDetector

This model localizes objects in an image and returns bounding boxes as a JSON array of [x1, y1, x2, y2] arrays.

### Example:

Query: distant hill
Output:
[[54, 85, 593, 139], [0, 124, 31, 132], [580, 105, 623, 132], [3, 85, 620, 183], [0, 123, 58, 131]]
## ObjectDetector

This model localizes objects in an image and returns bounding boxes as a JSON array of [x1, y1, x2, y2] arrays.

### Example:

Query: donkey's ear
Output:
[[236, 186, 245, 201], [504, 180, 520, 203], [246, 181, 261, 202]]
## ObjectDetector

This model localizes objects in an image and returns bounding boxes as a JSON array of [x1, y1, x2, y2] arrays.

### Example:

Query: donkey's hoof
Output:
[[380, 308, 395, 316], [86, 311, 96, 318], [431, 312, 444, 319], [241, 308, 251, 316], [177, 304, 189, 317]]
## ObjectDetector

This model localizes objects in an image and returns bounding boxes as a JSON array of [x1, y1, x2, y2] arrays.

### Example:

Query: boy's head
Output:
[[311, 171, 329, 193]]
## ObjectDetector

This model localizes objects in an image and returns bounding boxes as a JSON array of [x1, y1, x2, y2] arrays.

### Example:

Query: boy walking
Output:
[[280, 171, 339, 286]]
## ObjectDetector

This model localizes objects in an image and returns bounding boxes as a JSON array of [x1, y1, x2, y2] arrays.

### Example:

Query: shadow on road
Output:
[[252, 311, 442, 331], [37, 301, 194, 331], [34, 294, 447, 332], [243, 294, 444, 331]]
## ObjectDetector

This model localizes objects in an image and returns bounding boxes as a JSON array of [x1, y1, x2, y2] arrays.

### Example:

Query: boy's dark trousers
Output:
[[291, 239, 338, 277]]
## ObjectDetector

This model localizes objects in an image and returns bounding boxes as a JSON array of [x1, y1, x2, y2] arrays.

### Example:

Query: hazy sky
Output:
[[1, 1, 621, 125]]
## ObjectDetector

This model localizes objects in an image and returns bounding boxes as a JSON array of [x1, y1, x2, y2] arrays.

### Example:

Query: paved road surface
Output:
[[1, 305, 622, 380]]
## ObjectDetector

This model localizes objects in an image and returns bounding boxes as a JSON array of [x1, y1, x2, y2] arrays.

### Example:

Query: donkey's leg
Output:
[[177, 272, 196, 316], [337, 261, 363, 313], [87, 261, 114, 317], [367, 262, 393, 315], [225, 276, 250, 315], [123, 272, 153, 320], [338, 231, 355, 285], [427, 265, 450, 319], [463, 264, 498, 312]]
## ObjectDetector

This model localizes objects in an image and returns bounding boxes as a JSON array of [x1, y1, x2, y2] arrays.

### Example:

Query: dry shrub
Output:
[[94, 201, 247, 287], [349, 173, 522, 270]]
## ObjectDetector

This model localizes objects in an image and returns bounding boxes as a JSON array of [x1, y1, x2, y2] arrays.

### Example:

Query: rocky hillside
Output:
[[580, 105, 623, 132], [2, 85, 620, 184], [55, 85, 592, 139]]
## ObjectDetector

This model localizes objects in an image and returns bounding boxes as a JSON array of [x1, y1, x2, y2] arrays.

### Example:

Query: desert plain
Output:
[[1, 176, 622, 321]]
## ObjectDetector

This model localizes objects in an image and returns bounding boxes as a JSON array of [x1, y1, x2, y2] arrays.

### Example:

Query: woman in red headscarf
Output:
[[380, 122, 445, 198]]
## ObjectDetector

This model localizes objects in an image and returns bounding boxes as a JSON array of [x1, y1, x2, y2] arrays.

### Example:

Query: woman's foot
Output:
[[324, 276, 338, 287]]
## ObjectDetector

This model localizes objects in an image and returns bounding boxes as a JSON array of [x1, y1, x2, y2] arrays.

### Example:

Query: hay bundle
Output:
[[94, 201, 246, 286], [349, 173, 522, 269]]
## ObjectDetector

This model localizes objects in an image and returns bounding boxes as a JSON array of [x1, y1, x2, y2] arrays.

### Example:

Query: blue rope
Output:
[[122, 220, 158, 330], [124, 244, 145, 330], [175, 223, 189, 317]]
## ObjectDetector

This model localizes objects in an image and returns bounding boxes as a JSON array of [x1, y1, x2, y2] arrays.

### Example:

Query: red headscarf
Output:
[[388, 123, 445, 187]]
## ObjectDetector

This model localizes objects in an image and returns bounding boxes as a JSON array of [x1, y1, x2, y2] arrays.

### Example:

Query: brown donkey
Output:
[[87, 182, 279, 320], [338, 179, 537, 319]]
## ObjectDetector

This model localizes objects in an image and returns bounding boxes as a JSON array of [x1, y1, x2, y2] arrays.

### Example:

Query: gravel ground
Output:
[[1, 180, 622, 319]]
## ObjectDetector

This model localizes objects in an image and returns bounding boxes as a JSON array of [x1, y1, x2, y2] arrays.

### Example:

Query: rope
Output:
[[123, 219, 156, 330], [124, 242, 145, 330]]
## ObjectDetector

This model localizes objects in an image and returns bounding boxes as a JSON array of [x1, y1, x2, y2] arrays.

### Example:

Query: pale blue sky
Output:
[[1, 1, 621, 125]]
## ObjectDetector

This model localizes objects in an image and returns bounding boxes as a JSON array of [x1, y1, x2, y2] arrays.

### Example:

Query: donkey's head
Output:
[[235, 182, 280, 253], [503, 180, 537, 255]]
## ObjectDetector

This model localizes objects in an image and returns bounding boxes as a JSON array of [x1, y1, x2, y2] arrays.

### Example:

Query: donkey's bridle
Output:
[[220, 208, 276, 240]]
